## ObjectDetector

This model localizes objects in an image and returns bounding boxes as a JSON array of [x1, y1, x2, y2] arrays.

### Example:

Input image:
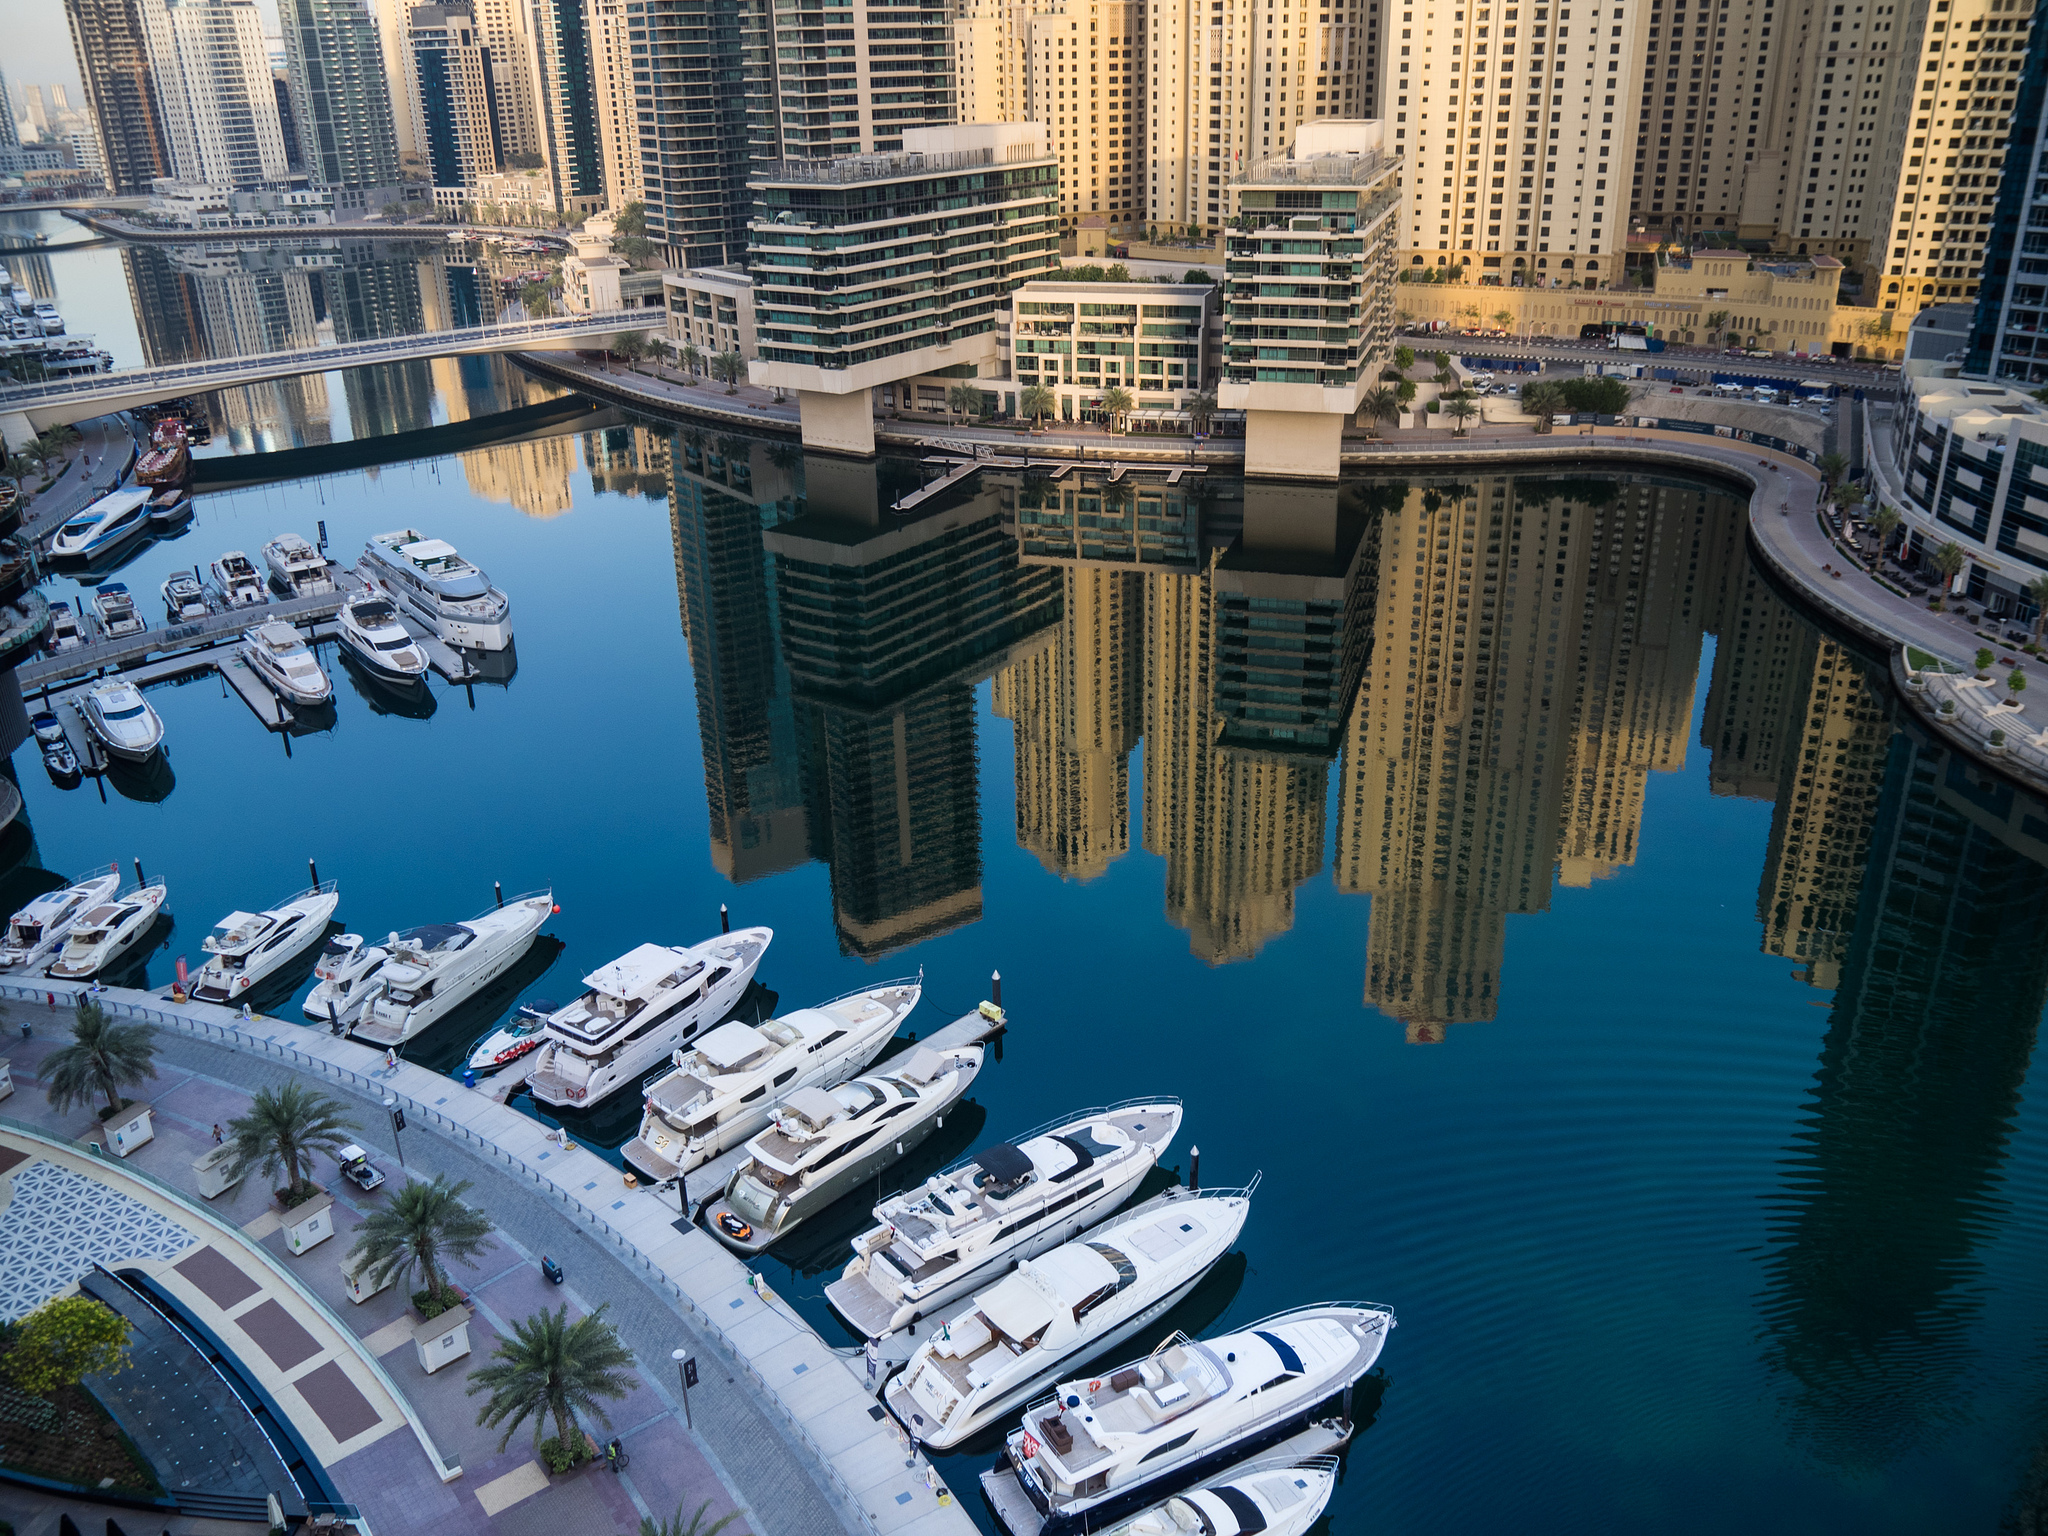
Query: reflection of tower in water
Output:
[[1757, 726, 2048, 1472]]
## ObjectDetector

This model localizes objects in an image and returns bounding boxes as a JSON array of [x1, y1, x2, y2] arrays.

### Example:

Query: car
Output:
[[337, 1144, 385, 1193]]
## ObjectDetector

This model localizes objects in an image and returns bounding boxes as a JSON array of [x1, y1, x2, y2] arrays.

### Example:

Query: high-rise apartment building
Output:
[[66, 0, 175, 193], [1385, 0, 1645, 283], [279, 0, 404, 212], [527, 0, 607, 216], [409, 3, 501, 198], [629, 0, 763, 266], [141, 0, 293, 189], [1961, 0, 2048, 373], [472, 0, 546, 164], [777, 0, 956, 157], [583, 0, 641, 213], [0, 74, 20, 151]]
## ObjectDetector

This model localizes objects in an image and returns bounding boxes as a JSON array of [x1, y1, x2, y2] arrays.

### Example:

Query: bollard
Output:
[[494, 881, 503, 908], [309, 857, 321, 889]]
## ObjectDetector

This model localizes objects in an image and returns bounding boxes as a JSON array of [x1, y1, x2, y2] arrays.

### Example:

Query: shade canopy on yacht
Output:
[[400, 539, 460, 562], [779, 1086, 845, 1130], [976, 1270, 1059, 1342], [584, 942, 701, 998], [973, 1143, 1033, 1189], [695, 1021, 767, 1069]]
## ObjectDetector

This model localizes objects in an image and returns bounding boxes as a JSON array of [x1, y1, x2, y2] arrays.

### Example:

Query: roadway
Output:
[[1401, 330, 1894, 389]]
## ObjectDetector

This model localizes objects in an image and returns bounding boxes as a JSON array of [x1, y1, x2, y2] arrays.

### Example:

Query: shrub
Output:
[[538, 1433, 596, 1474], [2011, 670, 2028, 694], [1976, 648, 1995, 672]]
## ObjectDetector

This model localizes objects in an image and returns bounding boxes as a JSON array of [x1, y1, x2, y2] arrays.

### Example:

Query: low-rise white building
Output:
[[1004, 279, 1216, 429], [662, 266, 757, 362], [146, 176, 334, 228], [560, 226, 628, 314]]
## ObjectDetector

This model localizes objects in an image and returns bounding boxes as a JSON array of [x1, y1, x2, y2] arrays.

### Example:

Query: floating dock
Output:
[[894, 456, 1204, 511], [217, 653, 293, 729]]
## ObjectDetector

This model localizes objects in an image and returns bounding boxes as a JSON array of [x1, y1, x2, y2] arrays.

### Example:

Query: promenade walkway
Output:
[[0, 979, 972, 1536], [12, 413, 137, 543]]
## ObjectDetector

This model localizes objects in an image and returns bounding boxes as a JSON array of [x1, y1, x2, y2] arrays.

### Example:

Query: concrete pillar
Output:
[[797, 389, 876, 457], [1244, 409, 1344, 480], [0, 413, 37, 454]]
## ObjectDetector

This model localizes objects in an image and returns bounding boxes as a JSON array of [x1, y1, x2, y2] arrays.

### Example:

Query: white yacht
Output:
[[1062, 1454, 1339, 1536], [262, 533, 333, 595], [46, 603, 86, 652], [47, 881, 169, 980], [162, 571, 210, 622], [213, 551, 267, 608], [51, 489, 151, 563], [0, 864, 122, 972], [191, 881, 340, 1004], [997, 1304, 1396, 1536], [620, 978, 919, 1185], [91, 583, 145, 639], [885, 1182, 1251, 1450], [240, 620, 332, 706], [335, 592, 428, 680], [361, 529, 512, 651], [467, 999, 554, 1073], [831, 1099, 1185, 1360], [704, 1042, 985, 1257], [81, 681, 165, 761], [524, 928, 773, 1108], [302, 933, 395, 1028], [350, 890, 557, 1046]]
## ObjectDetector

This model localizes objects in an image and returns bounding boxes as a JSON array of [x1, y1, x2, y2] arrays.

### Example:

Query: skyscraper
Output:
[[278, 0, 404, 213], [408, 2, 501, 198], [140, 0, 292, 189], [1961, 1, 2048, 381], [526, 0, 606, 217], [0, 72, 20, 151], [65, 0, 175, 193], [472, 0, 546, 166], [629, 0, 758, 264], [583, 0, 642, 212]]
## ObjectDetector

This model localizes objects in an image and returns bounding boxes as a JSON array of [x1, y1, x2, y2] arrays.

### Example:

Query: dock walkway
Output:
[[0, 977, 994, 1536]]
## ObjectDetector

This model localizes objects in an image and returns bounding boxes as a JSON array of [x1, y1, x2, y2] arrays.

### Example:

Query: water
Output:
[[9, 242, 2048, 1536]]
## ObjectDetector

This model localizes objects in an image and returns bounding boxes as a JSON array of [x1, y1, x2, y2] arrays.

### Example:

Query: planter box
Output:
[[193, 1143, 245, 1199], [341, 1256, 395, 1305], [281, 1190, 335, 1254], [413, 1305, 473, 1374], [106, 1105, 154, 1159]]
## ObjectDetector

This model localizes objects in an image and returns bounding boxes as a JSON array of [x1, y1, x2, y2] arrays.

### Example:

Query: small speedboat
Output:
[[30, 711, 65, 748], [240, 619, 331, 706], [81, 680, 164, 761], [147, 488, 193, 526], [162, 570, 210, 622], [213, 551, 267, 608], [335, 592, 428, 679], [51, 488, 151, 563], [467, 999, 557, 1073], [0, 863, 121, 971], [46, 602, 86, 653], [302, 932, 395, 1028], [47, 881, 169, 980], [263, 532, 333, 596], [41, 739, 81, 785], [1072, 1453, 1340, 1536], [191, 880, 341, 1004], [91, 582, 145, 639]]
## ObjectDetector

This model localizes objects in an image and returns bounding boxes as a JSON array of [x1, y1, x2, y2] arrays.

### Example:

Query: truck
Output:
[[1585, 362, 1644, 379], [1610, 332, 1667, 352]]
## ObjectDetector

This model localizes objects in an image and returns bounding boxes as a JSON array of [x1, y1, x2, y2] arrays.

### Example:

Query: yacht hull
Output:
[[84, 716, 163, 763], [46, 888, 168, 980], [336, 626, 429, 681], [191, 889, 339, 1004], [351, 894, 553, 1045]]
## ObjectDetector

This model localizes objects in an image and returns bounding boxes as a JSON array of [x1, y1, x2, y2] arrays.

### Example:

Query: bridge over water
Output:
[[0, 310, 663, 447]]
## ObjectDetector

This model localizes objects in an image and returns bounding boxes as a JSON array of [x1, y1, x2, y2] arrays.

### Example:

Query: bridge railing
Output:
[[0, 311, 665, 405]]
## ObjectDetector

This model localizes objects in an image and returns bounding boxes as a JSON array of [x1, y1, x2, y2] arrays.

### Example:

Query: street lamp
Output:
[[671, 1348, 696, 1429], [383, 1097, 406, 1167]]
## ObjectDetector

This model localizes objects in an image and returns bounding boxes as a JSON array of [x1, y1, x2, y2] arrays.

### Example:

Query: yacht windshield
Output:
[[373, 636, 414, 651], [104, 705, 146, 721]]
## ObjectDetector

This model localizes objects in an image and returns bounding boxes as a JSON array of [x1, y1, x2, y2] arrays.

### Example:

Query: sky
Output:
[[9, 0, 284, 127]]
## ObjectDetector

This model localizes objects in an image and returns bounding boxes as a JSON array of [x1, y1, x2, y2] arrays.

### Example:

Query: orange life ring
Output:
[[1088, 1379, 1101, 1393]]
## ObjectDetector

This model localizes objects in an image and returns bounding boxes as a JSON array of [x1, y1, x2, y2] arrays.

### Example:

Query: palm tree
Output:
[[947, 382, 983, 424], [1817, 452, 1849, 492], [678, 342, 703, 381], [43, 998, 157, 1119], [2027, 573, 2048, 641], [1868, 503, 1902, 560], [346, 1174, 494, 1308], [1932, 540, 1967, 609], [225, 1080, 360, 1202], [711, 351, 746, 394], [1443, 393, 1479, 436], [1100, 385, 1135, 433], [1522, 381, 1564, 433], [467, 1303, 634, 1457], [611, 332, 650, 373], [1358, 385, 1399, 438], [1705, 309, 1731, 347], [1186, 390, 1216, 437], [640, 1501, 743, 1536], [1020, 383, 1057, 428]]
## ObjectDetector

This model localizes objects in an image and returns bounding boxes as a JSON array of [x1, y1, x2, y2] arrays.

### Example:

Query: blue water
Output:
[[7, 298, 2048, 1532]]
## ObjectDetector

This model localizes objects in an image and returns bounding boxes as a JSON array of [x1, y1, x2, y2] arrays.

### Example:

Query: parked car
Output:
[[337, 1144, 385, 1192]]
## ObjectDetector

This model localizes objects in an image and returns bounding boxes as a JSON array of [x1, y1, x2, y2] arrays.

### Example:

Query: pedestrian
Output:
[[385, 1047, 398, 1073], [211, 1122, 223, 1145]]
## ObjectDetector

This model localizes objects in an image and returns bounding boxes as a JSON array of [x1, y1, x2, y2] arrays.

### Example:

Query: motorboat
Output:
[[524, 927, 774, 1109], [1018, 1452, 1340, 1536], [30, 711, 65, 748], [335, 592, 428, 680], [995, 1304, 1397, 1536], [134, 442, 189, 487], [0, 863, 121, 972], [81, 680, 165, 762], [263, 532, 333, 596], [302, 932, 395, 1028], [830, 1099, 1185, 1360], [47, 881, 169, 980], [213, 551, 267, 607], [466, 998, 556, 1073], [41, 739, 81, 785], [620, 977, 918, 1185], [45, 602, 85, 652], [91, 582, 145, 639], [190, 881, 341, 1004], [350, 890, 557, 1046], [361, 528, 513, 651], [703, 1042, 985, 1257], [240, 620, 331, 706], [885, 1182, 1254, 1451], [162, 570, 210, 622], [51, 488, 151, 563], [147, 488, 193, 527]]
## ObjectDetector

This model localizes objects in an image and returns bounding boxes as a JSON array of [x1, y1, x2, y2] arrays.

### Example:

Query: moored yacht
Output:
[[703, 1042, 985, 1257], [885, 1181, 1252, 1450], [831, 1099, 1185, 1359], [620, 977, 919, 1185], [0, 863, 121, 972], [213, 551, 267, 607], [524, 928, 773, 1108], [191, 880, 340, 1004], [335, 592, 428, 679], [1066, 1453, 1339, 1536], [240, 619, 331, 706], [362, 529, 512, 651], [47, 880, 169, 980], [995, 1303, 1396, 1536], [302, 933, 394, 1028], [51, 488, 151, 563], [263, 532, 333, 595], [466, 998, 555, 1073], [81, 680, 164, 761], [162, 571, 209, 622], [350, 890, 557, 1046], [45, 602, 85, 652], [91, 582, 145, 639]]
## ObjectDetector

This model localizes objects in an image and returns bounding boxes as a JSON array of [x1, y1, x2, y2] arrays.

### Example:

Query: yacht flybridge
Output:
[[362, 529, 512, 651], [703, 1042, 985, 1256], [350, 890, 557, 1046], [192, 880, 340, 1003], [262, 533, 333, 596], [240, 620, 332, 706], [302, 932, 394, 1028], [620, 977, 919, 1185], [0, 864, 121, 972], [830, 1099, 1184, 1359], [213, 551, 267, 608], [523, 930, 771, 1108], [993, 1304, 1396, 1536], [885, 1181, 1252, 1450]]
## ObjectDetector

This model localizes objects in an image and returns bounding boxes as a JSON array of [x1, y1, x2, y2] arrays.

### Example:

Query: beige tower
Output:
[[474, 0, 547, 166], [1700, 547, 1811, 801], [585, 0, 641, 209], [1386, 0, 1648, 284]]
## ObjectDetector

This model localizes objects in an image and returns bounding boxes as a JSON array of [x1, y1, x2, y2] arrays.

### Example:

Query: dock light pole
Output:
[[384, 1097, 407, 1167], [720, 903, 729, 935], [672, 1349, 696, 1429], [1189, 1145, 1200, 1193], [990, 970, 1001, 1009]]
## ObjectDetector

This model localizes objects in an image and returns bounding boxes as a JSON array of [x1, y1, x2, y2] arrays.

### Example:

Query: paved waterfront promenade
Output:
[[0, 981, 972, 1536]]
